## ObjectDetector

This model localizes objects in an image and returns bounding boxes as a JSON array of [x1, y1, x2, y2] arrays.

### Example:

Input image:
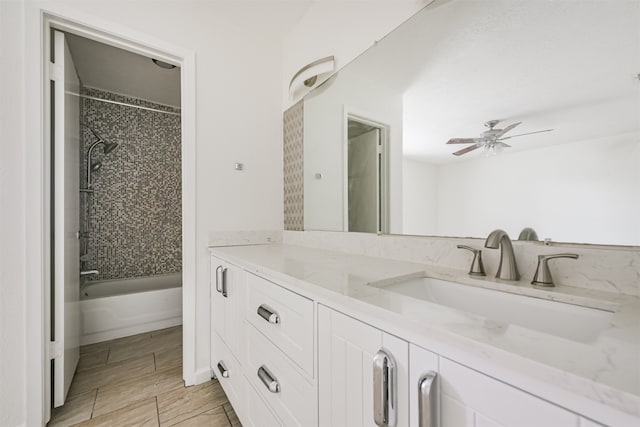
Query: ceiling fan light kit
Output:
[[446, 120, 554, 156]]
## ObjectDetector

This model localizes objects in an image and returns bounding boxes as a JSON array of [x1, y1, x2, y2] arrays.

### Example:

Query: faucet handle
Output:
[[457, 245, 486, 276], [531, 253, 579, 287]]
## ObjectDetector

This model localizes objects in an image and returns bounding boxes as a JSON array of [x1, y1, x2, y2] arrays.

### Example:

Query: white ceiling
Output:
[[345, 0, 640, 164], [66, 33, 181, 107]]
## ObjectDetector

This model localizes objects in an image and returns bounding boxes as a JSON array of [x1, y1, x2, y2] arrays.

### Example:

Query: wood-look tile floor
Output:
[[48, 326, 240, 427]]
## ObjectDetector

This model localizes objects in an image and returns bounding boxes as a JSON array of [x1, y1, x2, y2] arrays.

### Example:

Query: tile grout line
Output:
[[155, 396, 160, 426], [90, 388, 98, 419], [222, 403, 233, 426]]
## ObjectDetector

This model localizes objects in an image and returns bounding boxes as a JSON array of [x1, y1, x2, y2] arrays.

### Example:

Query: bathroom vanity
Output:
[[209, 243, 639, 427]]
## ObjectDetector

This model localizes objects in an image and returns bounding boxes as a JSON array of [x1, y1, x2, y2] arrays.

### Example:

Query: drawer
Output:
[[246, 323, 317, 427], [246, 273, 314, 376], [244, 374, 283, 427], [211, 332, 244, 415]]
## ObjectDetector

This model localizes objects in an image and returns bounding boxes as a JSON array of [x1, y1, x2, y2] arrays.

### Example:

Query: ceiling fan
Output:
[[447, 120, 553, 156]]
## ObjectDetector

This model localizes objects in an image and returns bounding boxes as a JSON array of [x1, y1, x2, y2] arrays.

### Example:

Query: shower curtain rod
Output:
[[66, 92, 181, 116]]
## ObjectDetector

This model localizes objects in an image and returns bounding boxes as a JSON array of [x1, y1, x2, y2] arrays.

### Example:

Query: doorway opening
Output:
[[346, 115, 390, 234], [40, 14, 196, 425]]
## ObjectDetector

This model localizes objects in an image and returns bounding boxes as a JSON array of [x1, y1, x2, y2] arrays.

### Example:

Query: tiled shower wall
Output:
[[80, 86, 182, 281]]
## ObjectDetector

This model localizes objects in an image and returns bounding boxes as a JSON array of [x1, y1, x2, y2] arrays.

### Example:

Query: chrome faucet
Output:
[[484, 229, 520, 281], [531, 253, 578, 287], [517, 227, 539, 241], [456, 245, 486, 276]]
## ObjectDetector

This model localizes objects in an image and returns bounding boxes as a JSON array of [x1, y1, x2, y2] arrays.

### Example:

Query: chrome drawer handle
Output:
[[373, 349, 397, 427], [257, 365, 280, 393], [419, 371, 438, 427], [257, 304, 280, 324], [217, 361, 229, 378], [215, 265, 228, 297]]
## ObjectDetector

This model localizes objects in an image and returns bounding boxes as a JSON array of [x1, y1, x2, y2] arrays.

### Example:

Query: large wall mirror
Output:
[[303, 0, 639, 246]]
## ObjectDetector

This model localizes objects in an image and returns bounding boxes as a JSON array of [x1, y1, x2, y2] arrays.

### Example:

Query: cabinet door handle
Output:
[[373, 349, 397, 427], [257, 304, 280, 324], [419, 371, 438, 427], [215, 265, 228, 297], [217, 361, 229, 378], [257, 365, 280, 393]]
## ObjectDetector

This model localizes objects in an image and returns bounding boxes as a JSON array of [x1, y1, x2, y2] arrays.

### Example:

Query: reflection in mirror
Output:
[[347, 118, 387, 234], [303, 0, 640, 246]]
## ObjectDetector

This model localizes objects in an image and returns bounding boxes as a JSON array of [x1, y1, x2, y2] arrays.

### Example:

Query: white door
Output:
[[348, 129, 380, 233], [318, 305, 408, 427], [51, 30, 81, 408]]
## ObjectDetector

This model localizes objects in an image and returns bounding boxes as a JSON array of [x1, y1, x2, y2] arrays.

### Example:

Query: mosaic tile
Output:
[[283, 100, 304, 231], [79, 86, 182, 281]]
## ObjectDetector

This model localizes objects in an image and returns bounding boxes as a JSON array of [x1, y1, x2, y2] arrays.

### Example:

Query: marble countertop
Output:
[[210, 243, 640, 422]]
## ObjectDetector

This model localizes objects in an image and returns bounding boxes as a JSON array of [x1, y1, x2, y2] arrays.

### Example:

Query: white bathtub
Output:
[[80, 273, 182, 345]]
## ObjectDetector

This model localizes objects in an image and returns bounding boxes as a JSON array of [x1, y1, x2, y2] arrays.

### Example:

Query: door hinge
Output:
[[49, 341, 62, 360], [49, 61, 62, 80], [377, 145, 383, 155]]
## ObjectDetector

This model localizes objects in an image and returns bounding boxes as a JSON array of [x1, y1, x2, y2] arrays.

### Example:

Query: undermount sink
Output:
[[376, 277, 613, 343]]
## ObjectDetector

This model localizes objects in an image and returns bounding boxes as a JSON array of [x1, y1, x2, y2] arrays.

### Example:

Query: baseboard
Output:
[[192, 367, 214, 385]]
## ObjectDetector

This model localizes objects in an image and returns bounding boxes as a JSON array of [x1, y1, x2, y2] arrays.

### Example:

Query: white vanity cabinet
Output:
[[209, 250, 618, 427], [409, 343, 593, 427], [210, 256, 247, 418], [243, 272, 317, 426], [210, 255, 246, 359], [245, 272, 315, 376], [409, 344, 439, 427], [318, 305, 409, 427], [437, 357, 580, 427]]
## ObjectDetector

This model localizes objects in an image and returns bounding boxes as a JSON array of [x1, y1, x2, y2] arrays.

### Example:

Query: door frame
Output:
[[26, 8, 197, 425], [342, 107, 390, 234]]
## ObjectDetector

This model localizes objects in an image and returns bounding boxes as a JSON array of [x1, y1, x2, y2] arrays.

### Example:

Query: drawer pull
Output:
[[373, 349, 397, 427], [217, 361, 229, 378], [257, 365, 280, 393], [257, 304, 280, 324], [215, 265, 228, 297], [419, 371, 438, 427]]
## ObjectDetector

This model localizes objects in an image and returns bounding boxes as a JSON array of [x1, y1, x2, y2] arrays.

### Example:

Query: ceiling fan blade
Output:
[[499, 128, 554, 141], [495, 121, 522, 138], [452, 144, 480, 156], [496, 142, 511, 148], [447, 138, 478, 145]]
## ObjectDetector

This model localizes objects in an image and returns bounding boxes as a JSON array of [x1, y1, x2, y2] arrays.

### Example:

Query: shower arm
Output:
[[86, 139, 104, 188]]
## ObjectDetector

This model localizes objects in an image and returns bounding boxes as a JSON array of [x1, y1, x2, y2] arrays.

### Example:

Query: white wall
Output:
[[401, 135, 640, 245], [304, 70, 403, 232], [0, 2, 27, 426], [282, 0, 428, 107], [3, 1, 307, 425], [402, 158, 438, 235], [1, 1, 435, 424]]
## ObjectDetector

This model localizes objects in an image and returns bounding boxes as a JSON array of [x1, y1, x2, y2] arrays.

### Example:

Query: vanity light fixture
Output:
[[289, 56, 335, 100]]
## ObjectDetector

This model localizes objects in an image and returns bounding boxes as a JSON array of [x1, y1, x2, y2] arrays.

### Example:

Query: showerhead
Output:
[[103, 141, 119, 154], [87, 126, 118, 154], [84, 126, 119, 189]]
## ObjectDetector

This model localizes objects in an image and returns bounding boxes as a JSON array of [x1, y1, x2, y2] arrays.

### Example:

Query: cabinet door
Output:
[[211, 255, 245, 360], [409, 344, 439, 427], [439, 358, 579, 427], [211, 331, 244, 416], [318, 305, 408, 427]]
